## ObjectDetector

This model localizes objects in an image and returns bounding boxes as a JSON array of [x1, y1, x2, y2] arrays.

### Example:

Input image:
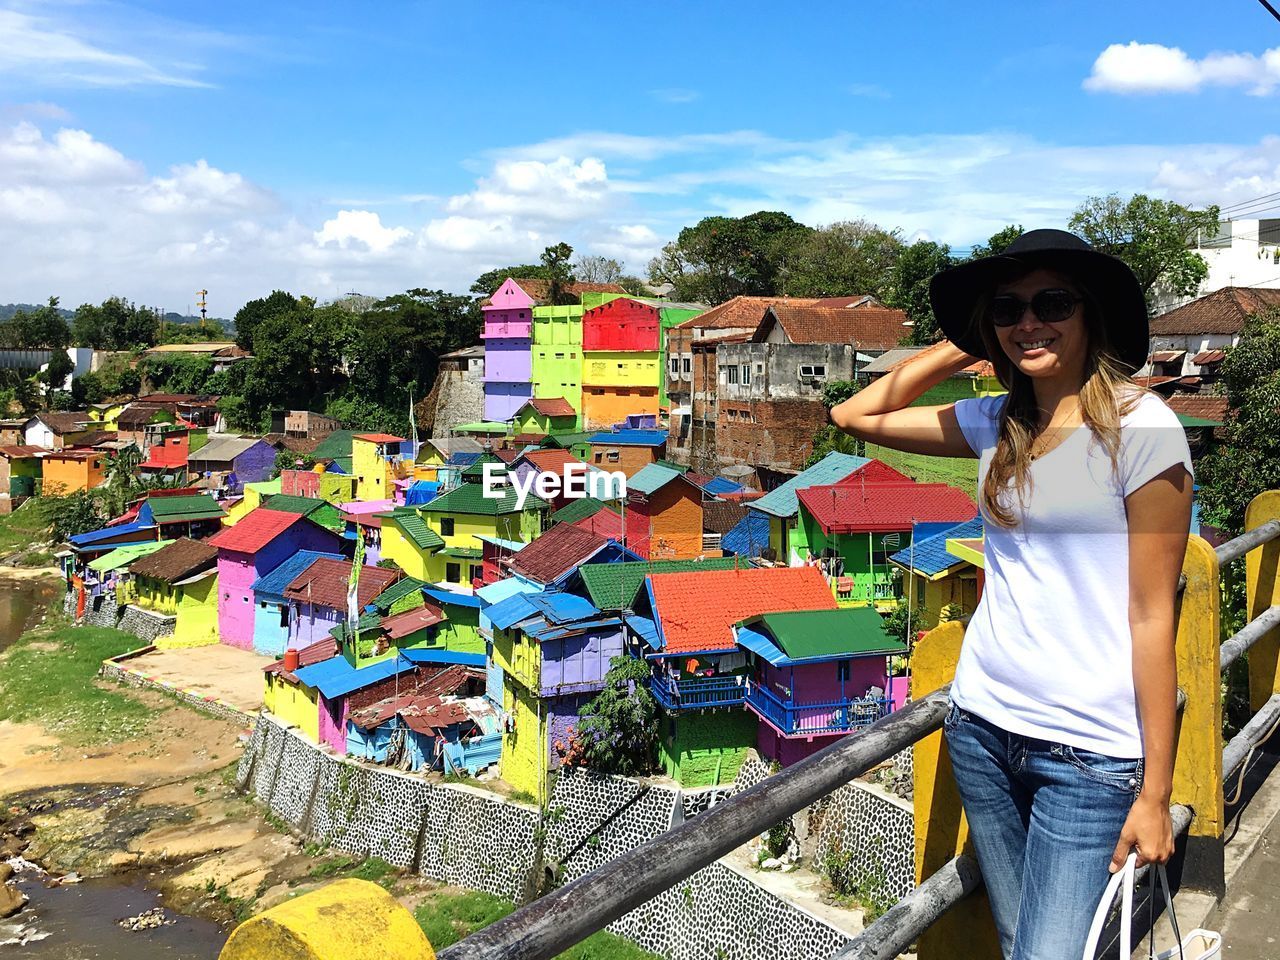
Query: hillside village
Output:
[[14, 275, 1245, 812]]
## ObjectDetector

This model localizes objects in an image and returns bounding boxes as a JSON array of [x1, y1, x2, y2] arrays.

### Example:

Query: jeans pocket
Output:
[[943, 700, 963, 732], [1060, 745, 1143, 793]]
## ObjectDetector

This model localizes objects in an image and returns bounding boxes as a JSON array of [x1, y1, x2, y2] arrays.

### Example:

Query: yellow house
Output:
[[582, 350, 661, 388], [887, 518, 983, 631], [88, 401, 130, 430], [352, 433, 409, 502], [223, 478, 281, 526], [416, 482, 548, 586], [491, 618, 547, 799], [416, 438, 484, 469], [126, 537, 220, 649], [378, 508, 446, 581], [264, 669, 322, 742], [42, 450, 107, 494]]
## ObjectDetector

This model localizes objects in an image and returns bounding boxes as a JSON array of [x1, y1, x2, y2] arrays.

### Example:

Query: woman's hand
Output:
[[1110, 793, 1175, 872]]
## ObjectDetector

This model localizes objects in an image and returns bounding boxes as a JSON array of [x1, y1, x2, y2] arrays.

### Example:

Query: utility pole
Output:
[[196, 290, 208, 322]]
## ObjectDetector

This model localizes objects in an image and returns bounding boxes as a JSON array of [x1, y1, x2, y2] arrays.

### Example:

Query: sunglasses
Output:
[[987, 288, 1082, 327]]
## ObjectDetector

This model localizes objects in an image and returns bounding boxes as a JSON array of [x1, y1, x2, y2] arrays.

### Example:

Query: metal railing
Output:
[[649, 674, 747, 711], [745, 683, 893, 736], [437, 509, 1280, 960]]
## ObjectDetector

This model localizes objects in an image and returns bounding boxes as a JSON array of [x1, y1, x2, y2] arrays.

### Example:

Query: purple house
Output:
[[207, 507, 344, 650], [737, 608, 907, 767], [483, 279, 535, 422], [187, 435, 279, 488], [282, 557, 403, 648]]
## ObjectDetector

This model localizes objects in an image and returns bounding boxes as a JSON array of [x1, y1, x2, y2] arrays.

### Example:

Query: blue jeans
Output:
[[943, 701, 1143, 960]]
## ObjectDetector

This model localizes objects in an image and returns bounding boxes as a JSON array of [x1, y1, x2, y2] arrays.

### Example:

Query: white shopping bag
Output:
[[1081, 852, 1222, 960]]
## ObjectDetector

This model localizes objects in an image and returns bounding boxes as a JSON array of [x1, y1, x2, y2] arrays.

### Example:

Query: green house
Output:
[[513, 397, 579, 436]]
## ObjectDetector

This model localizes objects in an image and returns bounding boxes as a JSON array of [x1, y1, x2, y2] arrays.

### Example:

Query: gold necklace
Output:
[[1029, 403, 1081, 462]]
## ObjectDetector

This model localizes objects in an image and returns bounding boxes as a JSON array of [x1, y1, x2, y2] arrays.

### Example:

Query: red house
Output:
[[582, 298, 660, 352]]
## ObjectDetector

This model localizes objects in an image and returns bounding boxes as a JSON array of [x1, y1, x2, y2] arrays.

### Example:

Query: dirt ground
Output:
[[122, 644, 273, 713]]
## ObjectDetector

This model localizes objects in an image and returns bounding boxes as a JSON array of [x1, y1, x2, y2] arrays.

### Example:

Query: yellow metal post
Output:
[[1246, 491, 1280, 713], [912, 621, 1001, 959], [1172, 535, 1224, 894]]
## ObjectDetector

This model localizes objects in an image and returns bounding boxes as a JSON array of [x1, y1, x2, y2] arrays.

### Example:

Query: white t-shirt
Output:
[[951, 389, 1193, 757]]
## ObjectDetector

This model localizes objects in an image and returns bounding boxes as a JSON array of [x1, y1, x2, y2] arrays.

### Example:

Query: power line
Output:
[[1220, 191, 1280, 214], [1260, 0, 1280, 23]]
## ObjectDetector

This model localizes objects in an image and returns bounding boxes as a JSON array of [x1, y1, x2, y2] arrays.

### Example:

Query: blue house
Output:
[[250, 549, 343, 656]]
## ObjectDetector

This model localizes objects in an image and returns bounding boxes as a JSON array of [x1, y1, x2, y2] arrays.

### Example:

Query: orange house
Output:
[[580, 385, 660, 432], [42, 450, 107, 494], [586, 429, 666, 479], [623, 463, 708, 560]]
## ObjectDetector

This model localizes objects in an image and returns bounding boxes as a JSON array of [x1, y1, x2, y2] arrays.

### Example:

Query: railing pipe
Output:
[[1222, 693, 1280, 778], [1215, 518, 1280, 567], [1219, 605, 1280, 672], [437, 689, 950, 960]]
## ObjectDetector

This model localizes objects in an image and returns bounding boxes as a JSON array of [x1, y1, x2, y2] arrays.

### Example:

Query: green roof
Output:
[[312, 429, 358, 461], [246, 478, 283, 496], [579, 557, 743, 611], [88, 539, 173, 573], [541, 432, 593, 449], [461, 453, 506, 480], [419, 482, 546, 516], [1175, 412, 1223, 428], [382, 510, 445, 552], [371, 576, 430, 612], [329, 610, 384, 643], [550, 497, 615, 524], [741, 608, 907, 662], [452, 421, 510, 434], [263, 495, 344, 531], [654, 459, 690, 474], [148, 494, 227, 523], [440, 546, 482, 559]]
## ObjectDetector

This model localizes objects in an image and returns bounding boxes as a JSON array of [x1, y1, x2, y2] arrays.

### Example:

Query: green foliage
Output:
[[887, 240, 956, 345], [807, 425, 865, 467], [72, 355, 142, 405], [541, 242, 577, 306], [71, 297, 161, 350], [763, 819, 794, 859], [0, 297, 71, 351], [469, 263, 547, 297], [819, 844, 894, 922], [573, 655, 659, 776], [883, 597, 929, 646], [274, 450, 316, 476], [967, 223, 1024, 260], [138, 353, 218, 395], [0, 498, 56, 554], [821, 379, 860, 408], [234, 289, 299, 351], [44, 489, 107, 541], [0, 616, 151, 744], [648, 211, 814, 304], [157, 317, 227, 343], [779, 220, 904, 298], [1068, 193, 1220, 302]]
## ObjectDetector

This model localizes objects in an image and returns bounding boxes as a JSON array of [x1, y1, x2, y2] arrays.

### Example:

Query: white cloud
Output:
[[0, 9, 213, 88], [1085, 41, 1280, 95], [315, 210, 412, 253]]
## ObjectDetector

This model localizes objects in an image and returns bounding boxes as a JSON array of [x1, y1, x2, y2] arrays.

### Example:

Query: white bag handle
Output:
[[1083, 853, 1221, 960], [1082, 852, 1137, 959]]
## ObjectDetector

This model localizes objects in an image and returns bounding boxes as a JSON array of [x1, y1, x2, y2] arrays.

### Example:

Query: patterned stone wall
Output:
[[809, 780, 915, 903], [118, 605, 176, 644]]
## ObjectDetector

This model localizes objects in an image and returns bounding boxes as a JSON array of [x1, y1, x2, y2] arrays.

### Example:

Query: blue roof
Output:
[[627, 616, 661, 652], [702, 477, 744, 495], [251, 550, 342, 597], [400, 648, 486, 667], [749, 453, 871, 519], [422, 587, 483, 609], [486, 590, 602, 632], [627, 463, 686, 496], [525, 616, 623, 642], [69, 520, 157, 548], [476, 576, 540, 606], [720, 511, 772, 558], [293, 653, 414, 699], [404, 481, 440, 506], [888, 517, 985, 576], [446, 452, 483, 466], [486, 592, 540, 631], [736, 624, 788, 666], [587, 429, 668, 447]]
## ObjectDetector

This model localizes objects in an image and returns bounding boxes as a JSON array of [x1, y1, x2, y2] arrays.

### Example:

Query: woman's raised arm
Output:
[[831, 341, 983, 458]]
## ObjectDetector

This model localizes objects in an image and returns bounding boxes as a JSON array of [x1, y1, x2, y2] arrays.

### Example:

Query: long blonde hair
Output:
[[969, 269, 1147, 528]]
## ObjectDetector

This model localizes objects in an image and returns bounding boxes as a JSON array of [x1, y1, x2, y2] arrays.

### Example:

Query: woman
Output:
[[830, 229, 1193, 959]]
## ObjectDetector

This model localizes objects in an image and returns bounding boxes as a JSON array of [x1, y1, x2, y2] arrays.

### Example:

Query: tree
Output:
[[887, 240, 956, 345], [45, 489, 106, 542], [1068, 194, 1220, 304], [565, 655, 659, 776], [540, 242, 576, 306], [233, 290, 300, 351], [468, 264, 547, 298], [573, 255, 624, 284], [72, 297, 160, 350], [779, 220, 904, 299], [968, 224, 1024, 260], [648, 211, 815, 305]]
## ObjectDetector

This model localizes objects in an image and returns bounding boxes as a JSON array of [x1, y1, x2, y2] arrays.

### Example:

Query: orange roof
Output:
[[354, 433, 405, 443], [886, 339, 994, 376], [207, 508, 304, 554], [647, 566, 836, 654], [518, 448, 584, 473], [760, 304, 911, 351], [798, 481, 977, 533], [676, 296, 824, 331], [1150, 287, 1280, 336], [522, 397, 577, 418]]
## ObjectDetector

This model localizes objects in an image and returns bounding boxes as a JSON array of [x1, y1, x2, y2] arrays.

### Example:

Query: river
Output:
[[0, 574, 228, 959]]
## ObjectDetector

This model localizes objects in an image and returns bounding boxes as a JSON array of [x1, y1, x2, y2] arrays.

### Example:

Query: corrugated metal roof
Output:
[[577, 557, 743, 610], [145, 494, 226, 523], [627, 463, 687, 496], [797, 481, 977, 533], [87, 540, 173, 573], [188, 435, 269, 463], [888, 517, 984, 577], [207, 508, 305, 554], [748, 453, 871, 518], [509, 524, 610, 585], [69, 520, 157, 547], [720, 511, 771, 558], [736, 608, 906, 665], [400, 648, 487, 667], [702, 477, 744, 495], [587, 429, 668, 447], [293, 653, 414, 699], [422, 586, 483, 609], [251, 550, 342, 597]]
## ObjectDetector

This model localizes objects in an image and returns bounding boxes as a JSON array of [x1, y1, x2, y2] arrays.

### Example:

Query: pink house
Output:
[[737, 607, 907, 767], [483, 278, 536, 422], [207, 507, 344, 650]]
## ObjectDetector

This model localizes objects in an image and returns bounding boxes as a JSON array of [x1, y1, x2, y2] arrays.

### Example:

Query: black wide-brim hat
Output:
[[928, 228, 1149, 372]]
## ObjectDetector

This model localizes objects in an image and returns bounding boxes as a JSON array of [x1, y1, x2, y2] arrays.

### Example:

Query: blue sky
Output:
[[1, 0, 1278, 315]]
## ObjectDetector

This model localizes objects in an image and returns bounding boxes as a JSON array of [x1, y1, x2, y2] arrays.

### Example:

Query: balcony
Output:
[[649, 674, 747, 711], [833, 573, 900, 611], [745, 682, 893, 737]]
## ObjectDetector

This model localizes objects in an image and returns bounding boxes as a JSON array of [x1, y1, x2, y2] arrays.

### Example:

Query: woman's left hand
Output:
[[1110, 793, 1175, 872]]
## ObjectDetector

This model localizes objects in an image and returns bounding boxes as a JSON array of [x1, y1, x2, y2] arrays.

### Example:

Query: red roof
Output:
[[676, 296, 825, 332], [1150, 287, 1280, 336], [572, 506, 624, 540], [798, 481, 977, 533], [381, 603, 445, 640], [354, 433, 405, 443], [263, 638, 339, 683], [0, 445, 48, 458], [648, 566, 837, 654], [207, 508, 305, 554], [1192, 349, 1226, 365], [758, 304, 911, 351], [834, 460, 913, 485], [283, 557, 402, 610], [517, 448, 584, 473], [523, 397, 577, 418], [510, 524, 611, 584]]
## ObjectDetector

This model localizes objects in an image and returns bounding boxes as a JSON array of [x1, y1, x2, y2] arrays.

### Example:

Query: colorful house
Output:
[[138, 426, 191, 479], [221, 478, 282, 526], [642, 565, 837, 787], [126, 537, 221, 649], [738, 607, 905, 766], [623, 464, 706, 560], [531, 304, 584, 414], [293, 651, 420, 754], [188, 435, 277, 489], [580, 354, 662, 430], [488, 590, 625, 800], [250, 549, 344, 656], [417, 438, 484, 470], [507, 523, 639, 589], [263, 638, 336, 742], [416, 481, 549, 584], [85, 539, 171, 607], [260, 494, 345, 535], [206, 507, 345, 650], [378, 508, 446, 581], [282, 556, 402, 649], [42, 449, 107, 494], [586, 429, 667, 478], [796, 480, 977, 610], [422, 586, 485, 655], [352, 433, 409, 502], [582, 297, 661, 352], [483, 279, 537, 422], [512, 397, 578, 436], [338, 499, 396, 564], [887, 517, 984, 631], [0, 446, 45, 500], [747, 453, 902, 565], [137, 491, 227, 540]]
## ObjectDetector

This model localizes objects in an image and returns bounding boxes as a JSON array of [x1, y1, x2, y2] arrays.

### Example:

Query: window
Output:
[[683, 357, 692, 373], [799, 364, 827, 380], [555, 352, 565, 359], [724, 365, 739, 384], [440, 517, 455, 536], [837, 660, 851, 683], [741, 364, 751, 385], [670, 358, 680, 374], [446, 562, 462, 583], [607, 450, 620, 463]]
